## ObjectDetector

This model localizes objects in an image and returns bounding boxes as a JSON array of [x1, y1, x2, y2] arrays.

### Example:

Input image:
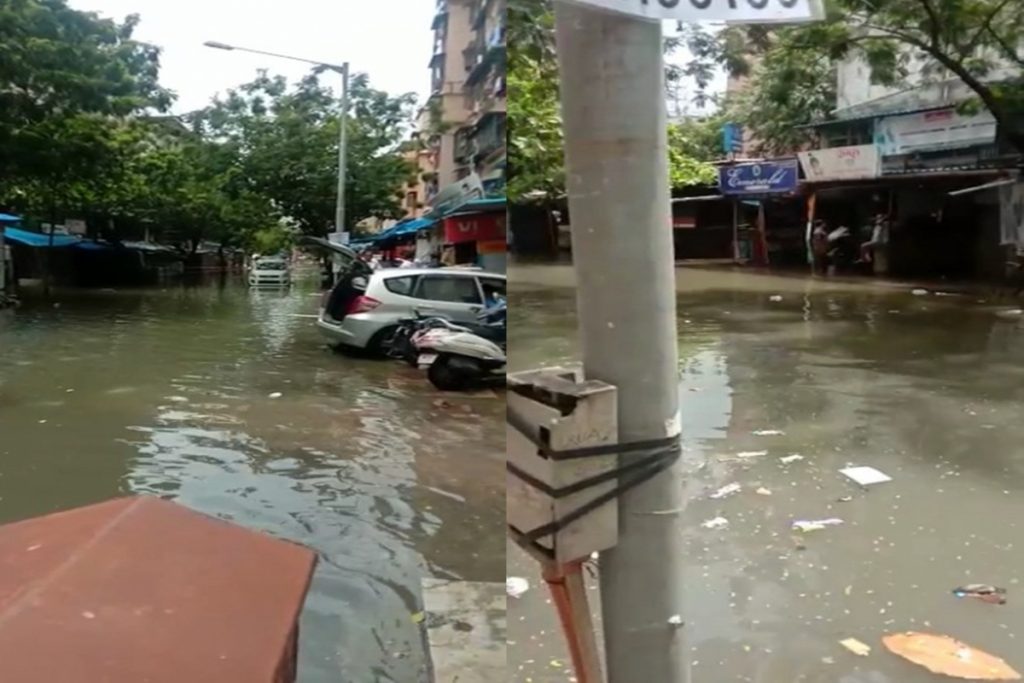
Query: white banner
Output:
[[557, 0, 824, 23], [875, 108, 997, 156], [798, 145, 879, 182]]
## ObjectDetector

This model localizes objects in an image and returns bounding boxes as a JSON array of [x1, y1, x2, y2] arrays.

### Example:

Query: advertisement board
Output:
[[717, 160, 799, 195], [798, 145, 879, 181], [875, 108, 997, 156]]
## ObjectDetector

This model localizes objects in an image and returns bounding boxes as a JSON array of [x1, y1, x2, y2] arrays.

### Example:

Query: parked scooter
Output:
[[414, 300, 507, 391]]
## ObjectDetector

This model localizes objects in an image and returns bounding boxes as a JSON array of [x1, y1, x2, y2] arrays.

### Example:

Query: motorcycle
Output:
[[414, 300, 507, 391]]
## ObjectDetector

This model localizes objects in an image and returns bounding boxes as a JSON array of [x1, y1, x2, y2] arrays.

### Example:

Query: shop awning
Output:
[[3, 227, 82, 248]]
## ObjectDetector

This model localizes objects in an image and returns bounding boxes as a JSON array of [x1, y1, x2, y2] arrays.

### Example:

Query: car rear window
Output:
[[383, 275, 416, 296], [414, 276, 481, 304]]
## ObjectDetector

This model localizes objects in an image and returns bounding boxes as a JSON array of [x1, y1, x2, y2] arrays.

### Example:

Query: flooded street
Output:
[[0, 276, 504, 683], [509, 264, 1024, 682]]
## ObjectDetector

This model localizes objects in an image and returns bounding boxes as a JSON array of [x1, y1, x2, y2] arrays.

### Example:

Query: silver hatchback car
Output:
[[316, 262, 506, 353]]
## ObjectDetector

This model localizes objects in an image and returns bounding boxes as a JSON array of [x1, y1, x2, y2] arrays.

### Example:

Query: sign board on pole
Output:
[[722, 123, 744, 155], [875, 108, 997, 156], [556, 0, 824, 24], [328, 231, 350, 246], [798, 145, 879, 182], [717, 160, 799, 195]]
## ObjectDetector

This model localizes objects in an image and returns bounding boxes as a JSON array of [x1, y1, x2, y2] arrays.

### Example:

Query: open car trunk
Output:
[[297, 237, 370, 322]]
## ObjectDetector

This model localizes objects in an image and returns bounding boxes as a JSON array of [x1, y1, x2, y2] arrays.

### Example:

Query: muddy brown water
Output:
[[508, 264, 1024, 683], [0, 277, 504, 682]]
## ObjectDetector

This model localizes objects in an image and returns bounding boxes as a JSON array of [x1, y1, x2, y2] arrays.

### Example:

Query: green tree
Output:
[[687, 0, 1024, 153], [507, 0, 718, 201], [194, 71, 416, 235]]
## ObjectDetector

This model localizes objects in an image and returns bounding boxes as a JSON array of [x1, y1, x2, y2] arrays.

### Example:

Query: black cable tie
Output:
[[506, 410, 682, 548]]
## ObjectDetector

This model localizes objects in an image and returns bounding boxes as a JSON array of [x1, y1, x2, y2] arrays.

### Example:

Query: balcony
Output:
[[431, 7, 448, 30]]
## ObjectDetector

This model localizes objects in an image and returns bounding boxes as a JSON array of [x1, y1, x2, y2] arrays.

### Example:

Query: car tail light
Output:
[[347, 295, 381, 314]]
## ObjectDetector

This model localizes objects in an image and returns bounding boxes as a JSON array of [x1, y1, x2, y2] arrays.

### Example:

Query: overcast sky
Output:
[[69, 0, 436, 113]]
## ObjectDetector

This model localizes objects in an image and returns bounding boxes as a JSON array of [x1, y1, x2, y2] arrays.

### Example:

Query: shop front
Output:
[[717, 158, 804, 266], [442, 205, 507, 273]]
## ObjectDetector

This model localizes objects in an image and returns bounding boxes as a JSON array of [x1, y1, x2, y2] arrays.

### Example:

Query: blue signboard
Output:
[[717, 160, 799, 195], [722, 123, 743, 154]]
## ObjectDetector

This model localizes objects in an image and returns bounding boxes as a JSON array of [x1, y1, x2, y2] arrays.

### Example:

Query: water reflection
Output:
[[0, 279, 503, 683], [509, 266, 1024, 683]]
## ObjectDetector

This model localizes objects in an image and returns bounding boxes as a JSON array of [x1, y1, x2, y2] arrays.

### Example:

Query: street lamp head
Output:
[[203, 41, 235, 51]]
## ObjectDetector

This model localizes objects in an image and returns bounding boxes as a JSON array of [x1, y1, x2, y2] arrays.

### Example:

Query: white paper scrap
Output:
[[701, 516, 729, 529], [709, 483, 741, 499], [840, 466, 892, 486]]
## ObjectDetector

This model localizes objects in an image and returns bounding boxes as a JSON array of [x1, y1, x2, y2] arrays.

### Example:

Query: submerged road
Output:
[[0, 276, 504, 682], [508, 264, 1024, 682]]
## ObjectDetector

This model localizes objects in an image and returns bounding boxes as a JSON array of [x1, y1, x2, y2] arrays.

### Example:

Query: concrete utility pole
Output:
[[553, 3, 687, 682]]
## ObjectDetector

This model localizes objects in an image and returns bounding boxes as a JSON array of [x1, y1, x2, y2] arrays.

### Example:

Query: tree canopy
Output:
[[687, 0, 1024, 154], [0, 0, 418, 252], [507, 0, 720, 202]]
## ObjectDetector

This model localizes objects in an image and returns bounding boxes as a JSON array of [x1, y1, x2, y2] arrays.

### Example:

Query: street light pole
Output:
[[335, 63, 350, 235], [203, 41, 350, 235]]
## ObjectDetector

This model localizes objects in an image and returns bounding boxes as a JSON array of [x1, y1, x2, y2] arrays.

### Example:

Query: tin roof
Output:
[[0, 496, 316, 683]]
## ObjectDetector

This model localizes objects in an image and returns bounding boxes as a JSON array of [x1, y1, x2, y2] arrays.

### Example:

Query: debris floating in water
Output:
[[840, 637, 871, 656], [755, 487, 772, 496], [953, 584, 1007, 605], [780, 454, 804, 464], [912, 288, 929, 296], [792, 518, 843, 532], [701, 516, 729, 530], [668, 614, 684, 627], [268, 392, 283, 399], [709, 483, 741, 499], [752, 429, 785, 436], [506, 577, 530, 599], [883, 631, 1022, 680], [736, 450, 768, 459], [840, 466, 892, 486], [769, 295, 783, 302]]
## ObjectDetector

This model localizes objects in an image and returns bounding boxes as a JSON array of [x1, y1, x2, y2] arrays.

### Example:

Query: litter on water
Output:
[[883, 632, 1021, 680], [752, 429, 785, 436], [268, 392, 283, 399], [736, 451, 768, 459], [840, 638, 871, 656], [792, 518, 843, 532], [755, 487, 772, 496], [953, 584, 1007, 605], [506, 577, 530, 599], [912, 288, 929, 296], [840, 466, 892, 486], [780, 454, 804, 464], [709, 483, 741, 499], [701, 517, 729, 530], [769, 295, 783, 302]]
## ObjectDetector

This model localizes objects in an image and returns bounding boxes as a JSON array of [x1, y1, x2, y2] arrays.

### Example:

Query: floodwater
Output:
[[0, 275, 504, 682], [508, 264, 1024, 682]]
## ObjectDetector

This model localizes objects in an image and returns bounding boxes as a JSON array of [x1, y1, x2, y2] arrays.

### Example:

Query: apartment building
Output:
[[424, 0, 506, 204]]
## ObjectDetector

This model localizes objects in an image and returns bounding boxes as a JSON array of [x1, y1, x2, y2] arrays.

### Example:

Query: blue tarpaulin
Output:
[[0, 213, 21, 223], [2, 227, 111, 250], [372, 217, 436, 242]]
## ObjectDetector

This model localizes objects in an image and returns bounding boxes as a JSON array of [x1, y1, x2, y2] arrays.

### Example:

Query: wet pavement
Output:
[[0, 275, 504, 683], [508, 264, 1024, 682]]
